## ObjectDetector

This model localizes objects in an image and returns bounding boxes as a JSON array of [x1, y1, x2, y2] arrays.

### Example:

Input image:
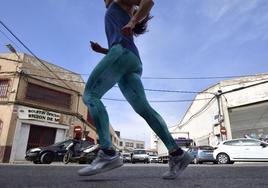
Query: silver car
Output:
[[131, 149, 149, 164], [213, 138, 268, 164]]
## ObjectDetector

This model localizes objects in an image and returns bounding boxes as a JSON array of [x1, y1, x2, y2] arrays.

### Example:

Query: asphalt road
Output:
[[1, 163, 268, 188]]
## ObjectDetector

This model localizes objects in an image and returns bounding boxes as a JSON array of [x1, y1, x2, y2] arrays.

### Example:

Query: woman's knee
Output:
[[133, 104, 151, 117], [82, 92, 98, 105]]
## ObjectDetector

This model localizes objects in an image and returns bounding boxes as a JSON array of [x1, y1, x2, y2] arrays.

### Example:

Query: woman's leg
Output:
[[118, 72, 180, 152], [83, 45, 137, 149], [78, 46, 131, 176]]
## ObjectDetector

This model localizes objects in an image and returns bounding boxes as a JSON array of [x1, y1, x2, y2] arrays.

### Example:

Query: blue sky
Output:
[[1, 0, 268, 148]]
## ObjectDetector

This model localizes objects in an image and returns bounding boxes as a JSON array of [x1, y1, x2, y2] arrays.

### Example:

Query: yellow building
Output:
[[0, 53, 97, 163]]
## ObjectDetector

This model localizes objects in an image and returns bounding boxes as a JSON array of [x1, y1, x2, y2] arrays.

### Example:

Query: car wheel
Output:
[[217, 153, 230, 164], [40, 152, 54, 164], [63, 151, 72, 164]]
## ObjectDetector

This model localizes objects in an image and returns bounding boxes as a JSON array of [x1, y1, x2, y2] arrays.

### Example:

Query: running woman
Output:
[[78, 0, 193, 179]]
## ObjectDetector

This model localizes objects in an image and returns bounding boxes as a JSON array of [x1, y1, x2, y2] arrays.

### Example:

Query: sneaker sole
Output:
[[78, 159, 123, 176], [163, 153, 193, 180]]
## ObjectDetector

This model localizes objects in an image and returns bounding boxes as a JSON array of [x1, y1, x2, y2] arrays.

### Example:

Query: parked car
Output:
[[131, 149, 149, 164], [213, 138, 268, 164], [148, 153, 159, 163], [122, 153, 132, 163], [25, 139, 93, 164], [188, 145, 217, 164]]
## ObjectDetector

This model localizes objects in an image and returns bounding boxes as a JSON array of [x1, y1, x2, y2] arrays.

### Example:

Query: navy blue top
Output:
[[105, 2, 140, 60]]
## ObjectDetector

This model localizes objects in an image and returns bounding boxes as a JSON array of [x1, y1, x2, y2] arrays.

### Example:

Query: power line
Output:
[[23, 73, 213, 94], [168, 96, 216, 128], [142, 75, 252, 80], [16, 66, 268, 80], [102, 97, 214, 103], [0, 27, 23, 52], [0, 19, 73, 90], [1, 46, 267, 83], [21, 72, 268, 96]]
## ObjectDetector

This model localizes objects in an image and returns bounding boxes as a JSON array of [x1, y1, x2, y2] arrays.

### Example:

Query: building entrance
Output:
[[27, 125, 56, 150]]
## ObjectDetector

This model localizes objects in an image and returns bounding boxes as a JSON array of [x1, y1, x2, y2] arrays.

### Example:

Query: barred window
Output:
[[26, 83, 71, 109], [0, 80, 9, 97]]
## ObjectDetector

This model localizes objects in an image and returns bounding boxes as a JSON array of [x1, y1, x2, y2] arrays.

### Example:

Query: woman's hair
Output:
[[133, 14, 153, 36], [132, 7, 153, 36]]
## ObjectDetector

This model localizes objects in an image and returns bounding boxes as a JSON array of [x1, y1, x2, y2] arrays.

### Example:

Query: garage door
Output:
[[27, 125, 56, 150], [228, 102, 268, 139]]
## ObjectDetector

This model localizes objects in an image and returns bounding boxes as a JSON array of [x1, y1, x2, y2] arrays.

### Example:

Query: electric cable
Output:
[[0, 27, 23, 52], [0, 19, 73, 90]]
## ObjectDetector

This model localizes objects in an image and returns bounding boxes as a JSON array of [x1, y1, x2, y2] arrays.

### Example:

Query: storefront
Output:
[[9, 106, 69, 162]]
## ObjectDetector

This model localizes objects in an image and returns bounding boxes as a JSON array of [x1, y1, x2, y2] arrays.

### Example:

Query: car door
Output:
[[239, 139, 266, 160], [259, 142, 268, 160], [223, 140, 244, 159]]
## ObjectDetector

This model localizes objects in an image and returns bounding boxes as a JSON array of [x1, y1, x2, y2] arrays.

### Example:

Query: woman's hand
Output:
[[90, 41, 103, 52], [122, 19, 136, 36], [90, 41, 109, 54]]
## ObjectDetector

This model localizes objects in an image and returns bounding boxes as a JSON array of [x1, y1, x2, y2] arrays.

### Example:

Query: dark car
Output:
[[25, 139, 93, 164], [188, 145, 217, 164]]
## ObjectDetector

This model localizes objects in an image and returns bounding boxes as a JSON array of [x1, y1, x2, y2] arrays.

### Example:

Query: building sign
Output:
[[18, 106, 60, 124]]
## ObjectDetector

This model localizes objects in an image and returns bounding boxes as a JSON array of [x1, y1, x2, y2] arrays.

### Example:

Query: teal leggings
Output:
[[83, 44, 178, 151]]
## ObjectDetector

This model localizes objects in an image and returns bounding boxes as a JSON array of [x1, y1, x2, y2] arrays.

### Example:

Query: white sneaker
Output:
[[78, 150, 123, 176], [162, 151, 193, 180]]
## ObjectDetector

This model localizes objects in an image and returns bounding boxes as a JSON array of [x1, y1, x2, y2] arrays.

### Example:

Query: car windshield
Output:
[[133, 150, 146, 154], [199, 146, 214, 150], [52, 140, 72, 147]]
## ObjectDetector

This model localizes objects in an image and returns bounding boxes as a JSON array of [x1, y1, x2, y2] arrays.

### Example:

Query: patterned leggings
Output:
[[83, 44, 178, 151]]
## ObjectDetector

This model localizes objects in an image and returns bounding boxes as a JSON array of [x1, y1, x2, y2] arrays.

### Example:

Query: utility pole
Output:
[[216, 90, 226, 140]]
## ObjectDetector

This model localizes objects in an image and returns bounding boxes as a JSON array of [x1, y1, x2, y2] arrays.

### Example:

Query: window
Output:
[[120, 141, 123, 147], [224, 140, 242, 146], [241, 139, 260, 146], [26, 83, 71, 108], [0, 80, 9, 97], [136, 143, 144, 149], [125, 142, 134, 147]]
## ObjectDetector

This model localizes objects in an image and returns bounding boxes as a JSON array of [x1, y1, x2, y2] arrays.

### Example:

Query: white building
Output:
[[174, 74, 268, 146], [150, 131, 158, 150], [118, 138, 145, 153]]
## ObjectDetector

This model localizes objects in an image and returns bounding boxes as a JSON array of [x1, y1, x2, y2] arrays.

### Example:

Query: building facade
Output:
[[174, 74, 268, 146], [0, 53, 98, 162], [118, 138, 145, 153]]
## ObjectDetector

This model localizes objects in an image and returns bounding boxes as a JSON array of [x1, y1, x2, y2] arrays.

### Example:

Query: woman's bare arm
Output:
[[121, 0, 154, 36]]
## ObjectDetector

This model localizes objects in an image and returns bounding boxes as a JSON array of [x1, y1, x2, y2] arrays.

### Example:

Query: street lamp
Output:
[[5, 44, 20, 59]]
